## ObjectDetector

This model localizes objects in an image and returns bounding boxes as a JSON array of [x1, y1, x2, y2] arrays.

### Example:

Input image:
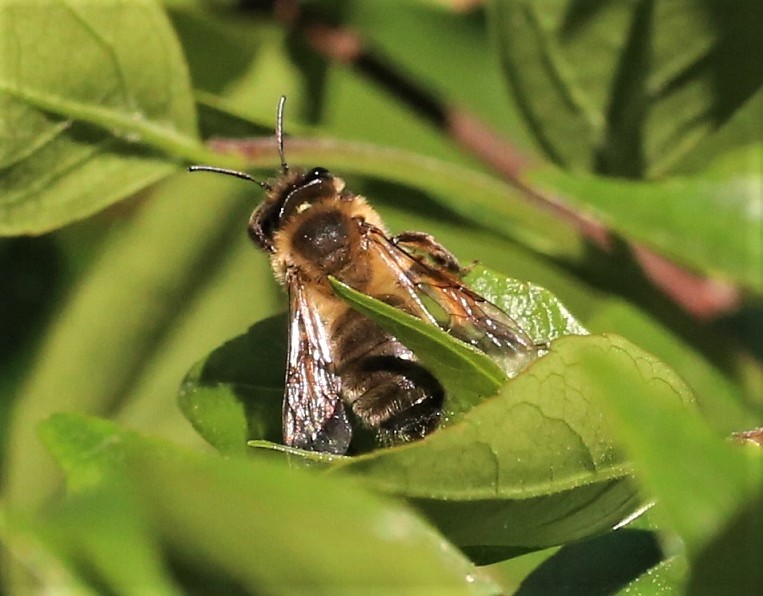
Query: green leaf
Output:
[[582, 348, 763, 558], [687, 488, 763, 596], [616, 556, 689, 595], [329, 276, 506, 416], [37, 488, 181, 595], [0, 0, 199, 234], [490, 0, 763, 177], [40, 413, 500, 594], [38, 413, 175, 494], [3, 173, 257, 514], [529, 162, 763, 290], [332, 334, 695, 549], [0, 506, 99, 595], [514, 529, 663, 595], [178, 315, 286, 455], [587, 301, 757, 435], [464, 266, 587, 342], [137, 452, 499, 594], [329, 267, 589, 418], [490, 0, 628, 171]]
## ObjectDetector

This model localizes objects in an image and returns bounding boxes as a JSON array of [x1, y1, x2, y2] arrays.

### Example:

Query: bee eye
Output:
[[305, 167, 329, 183]]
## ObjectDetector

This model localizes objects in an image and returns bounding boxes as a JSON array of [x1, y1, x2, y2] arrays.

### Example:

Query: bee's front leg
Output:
[[391, 231, 462, 274]]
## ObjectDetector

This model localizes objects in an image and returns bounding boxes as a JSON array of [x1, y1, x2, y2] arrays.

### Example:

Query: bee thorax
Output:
[[271, 202, 377, 292], [292, 210, 352, 273]]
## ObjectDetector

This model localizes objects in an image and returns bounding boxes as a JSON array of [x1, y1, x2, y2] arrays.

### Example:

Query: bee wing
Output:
[[284, 271, 351, 454], [366, 228, 539, 377]]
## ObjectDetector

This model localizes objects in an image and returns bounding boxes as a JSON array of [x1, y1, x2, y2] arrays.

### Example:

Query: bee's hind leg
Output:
[[391, 231, 462, 274]]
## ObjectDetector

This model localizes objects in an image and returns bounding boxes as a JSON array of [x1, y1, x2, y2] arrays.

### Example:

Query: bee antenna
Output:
[[188, 165, 271, 190], [276, 95, 289, 174]]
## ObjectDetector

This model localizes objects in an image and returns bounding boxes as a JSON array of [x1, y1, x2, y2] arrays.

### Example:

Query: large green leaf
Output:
[[582, 349, 763, 560], [587, 301, 757, 435], [490, 0, 763, 177], [330, 334, 695, 549], [29, 489, 179, 595], [0, 0, 198, 234], [38, 413, 499, 594]]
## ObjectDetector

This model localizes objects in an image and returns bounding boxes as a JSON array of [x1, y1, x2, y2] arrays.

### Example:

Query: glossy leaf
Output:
[[331, 334, 695, 549], [0, 0, 202, 234], [464, 266, 587, 342], [587, 301, 757, 435], [39, 413, 499, 594]]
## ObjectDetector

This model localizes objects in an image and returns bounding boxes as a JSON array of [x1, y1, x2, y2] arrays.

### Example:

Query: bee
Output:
[[190, 97, 539, 454]]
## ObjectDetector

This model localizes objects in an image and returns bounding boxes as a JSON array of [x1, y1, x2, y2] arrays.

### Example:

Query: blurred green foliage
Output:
[[0, 0, 760, 593]]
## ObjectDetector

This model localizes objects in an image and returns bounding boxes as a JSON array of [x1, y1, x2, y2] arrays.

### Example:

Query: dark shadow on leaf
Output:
[[461, 545, 535, 566], [687, 489, 763, 596], [191, 314, 288, 446], [0, 236, 63, 364], [701, 0, 763, 127], [594, 0, 652, 177], [165, 550, 250, 596], [516, 529, 662, 596], [559, 0, 617, 39], [167, 9, 259, 97], [716, 299, 763, 368], [196, 102, 271, 142]]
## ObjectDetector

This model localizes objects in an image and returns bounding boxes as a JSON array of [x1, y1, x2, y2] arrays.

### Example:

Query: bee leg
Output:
[[391, 231, 462, 274]]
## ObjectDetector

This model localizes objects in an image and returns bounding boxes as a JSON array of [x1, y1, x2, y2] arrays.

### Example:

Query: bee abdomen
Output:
[[332, 308, 443, 444]]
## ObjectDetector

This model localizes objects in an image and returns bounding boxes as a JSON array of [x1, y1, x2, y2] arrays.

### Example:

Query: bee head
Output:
[[188, 97, 346, 253], [249, 165, 346, 252]]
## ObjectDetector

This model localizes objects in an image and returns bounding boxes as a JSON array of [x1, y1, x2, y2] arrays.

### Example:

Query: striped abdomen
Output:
[[330, 305, 443, 446]]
